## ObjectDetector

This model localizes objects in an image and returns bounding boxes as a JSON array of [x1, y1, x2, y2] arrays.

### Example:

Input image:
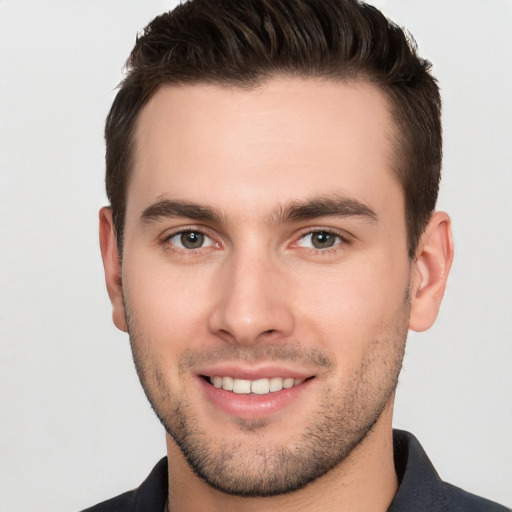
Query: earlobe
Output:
[[409, 211, 454, 332], [99, 207, 128, 333]]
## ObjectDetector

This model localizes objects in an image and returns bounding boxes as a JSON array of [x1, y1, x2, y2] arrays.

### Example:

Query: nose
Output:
[[207, 249, 295, 345]]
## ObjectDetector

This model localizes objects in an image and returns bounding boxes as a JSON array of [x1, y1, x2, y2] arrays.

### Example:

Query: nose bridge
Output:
[[208, 243, 294, 344]]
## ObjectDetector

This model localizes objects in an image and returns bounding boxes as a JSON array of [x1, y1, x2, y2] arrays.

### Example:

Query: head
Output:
[[100, 0, 453, 501], [105, 0, 442, 260]]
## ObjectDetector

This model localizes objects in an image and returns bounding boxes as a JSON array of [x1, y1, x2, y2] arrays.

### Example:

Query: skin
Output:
[[100, 78, 453, 512]]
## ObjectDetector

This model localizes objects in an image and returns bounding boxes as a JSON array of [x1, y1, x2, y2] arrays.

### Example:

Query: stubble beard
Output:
[[126, 300, 409, 498]]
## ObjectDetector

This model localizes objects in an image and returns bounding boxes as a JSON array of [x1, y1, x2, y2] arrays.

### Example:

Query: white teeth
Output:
[[209, 376, 306, 395], [222, 376, 234, 391], [283, 377, 294, 389], [251, 378, 270, 395], [269, 377, 283, 392], [232, 379, 251, 394]]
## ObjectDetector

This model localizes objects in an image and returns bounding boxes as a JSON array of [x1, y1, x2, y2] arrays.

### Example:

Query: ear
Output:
[[409, 211, 454, 332], [99, 207, 128, 332]]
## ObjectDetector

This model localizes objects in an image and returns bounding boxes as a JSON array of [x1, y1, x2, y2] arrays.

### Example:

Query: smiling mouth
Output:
[[205, 376, 310, 395]]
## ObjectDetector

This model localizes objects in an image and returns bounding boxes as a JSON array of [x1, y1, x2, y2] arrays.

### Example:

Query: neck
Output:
[[165, 402, 398, 512]]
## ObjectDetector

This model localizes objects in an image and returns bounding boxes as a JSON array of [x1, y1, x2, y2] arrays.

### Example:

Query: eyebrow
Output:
[[141, 199, 224, 224], [140, 195, 377, 226], [269, 195, 377, 225]]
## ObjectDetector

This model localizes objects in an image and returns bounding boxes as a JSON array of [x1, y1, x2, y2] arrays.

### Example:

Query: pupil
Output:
[[312, 232, 335, 249], [181, 231, 204, 249]]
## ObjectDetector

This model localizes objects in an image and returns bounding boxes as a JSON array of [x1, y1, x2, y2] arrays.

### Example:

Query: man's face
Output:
[[117, 78, 413, 496]]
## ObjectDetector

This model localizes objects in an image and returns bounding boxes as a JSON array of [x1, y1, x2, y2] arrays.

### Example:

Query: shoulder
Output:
[[390, 430, 510, 512], [442, 482, 510, 512], [80, 489, 137, 512], [79, 457, 168, 512]]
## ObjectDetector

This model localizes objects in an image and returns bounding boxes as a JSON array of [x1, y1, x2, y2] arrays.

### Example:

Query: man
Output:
[[84, 0, 509, 510]]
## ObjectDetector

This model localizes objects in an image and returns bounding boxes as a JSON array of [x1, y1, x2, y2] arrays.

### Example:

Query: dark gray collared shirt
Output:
[[389, 430, 509, 511], [81, 430, 510, 511]]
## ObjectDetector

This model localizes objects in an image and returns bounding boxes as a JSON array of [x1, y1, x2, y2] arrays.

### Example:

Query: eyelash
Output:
[[160, 227, 350, 255], [161, 228, 218, 254], [294, 229, 349, 255]]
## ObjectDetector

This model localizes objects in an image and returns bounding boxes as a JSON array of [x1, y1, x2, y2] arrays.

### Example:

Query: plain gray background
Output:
[[1, 1, 511, 511]]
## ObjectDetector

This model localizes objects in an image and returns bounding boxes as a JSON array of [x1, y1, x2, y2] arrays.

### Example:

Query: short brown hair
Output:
[[105, 0, 442, 258]]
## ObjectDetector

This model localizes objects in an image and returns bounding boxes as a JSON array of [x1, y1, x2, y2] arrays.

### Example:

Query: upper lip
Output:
[[196, 364, 314, 381]]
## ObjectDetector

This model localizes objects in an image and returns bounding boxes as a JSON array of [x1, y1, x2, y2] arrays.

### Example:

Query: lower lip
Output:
[[199, 377, 313, 420]]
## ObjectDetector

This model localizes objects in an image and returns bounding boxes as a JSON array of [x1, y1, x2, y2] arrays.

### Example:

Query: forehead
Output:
[[129, 77, 401, 221]]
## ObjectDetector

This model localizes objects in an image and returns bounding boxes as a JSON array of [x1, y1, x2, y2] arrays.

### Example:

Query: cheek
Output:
[[294, 256, 410, 356], [123, 263, 213, 397], [122, 254, 211, 350]]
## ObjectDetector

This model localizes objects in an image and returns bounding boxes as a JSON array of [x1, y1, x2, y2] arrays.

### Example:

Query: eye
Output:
[[167, 230, 215, 250], [297, 231, 343, 250]]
